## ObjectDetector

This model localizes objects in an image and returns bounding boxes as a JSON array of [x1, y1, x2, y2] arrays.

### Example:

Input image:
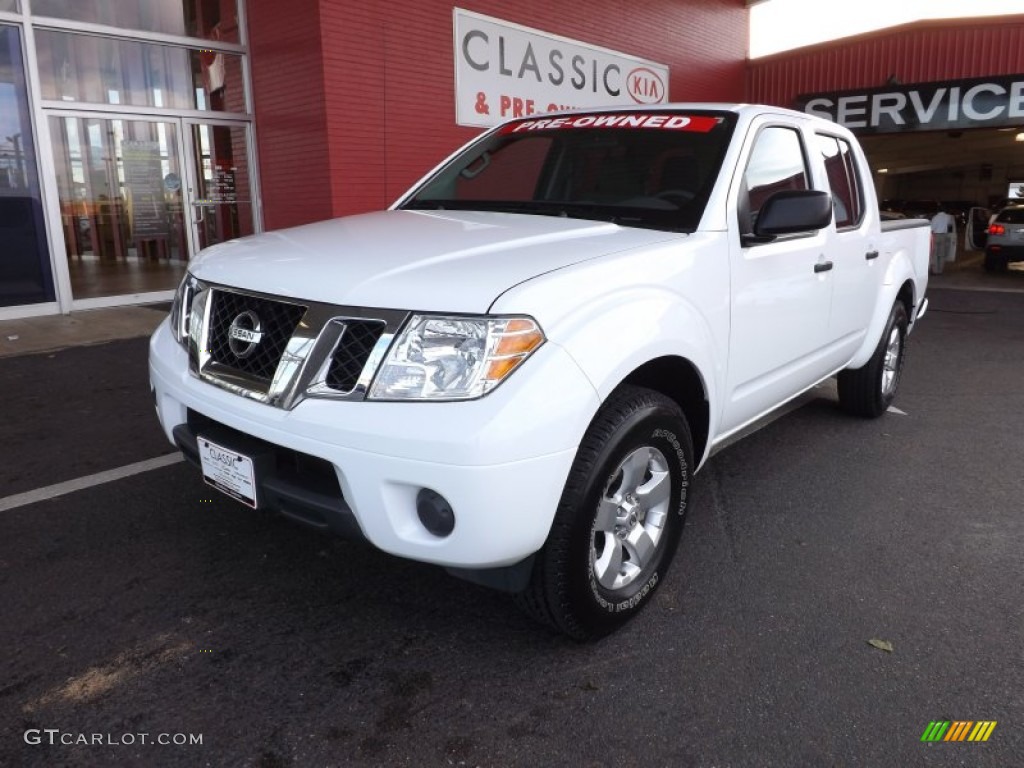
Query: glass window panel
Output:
[[0, 24, 55, 306], [743, 126, 809, 229], [31, 0, 239, 44], [189, 123, 254, 250], [50, 116, 188, 299], [36, 30, 247, 112], [817, 134, 855, 228], [192, 46, 245, 112], [0, 1, 20, 13], [838, 138, 864, 224]]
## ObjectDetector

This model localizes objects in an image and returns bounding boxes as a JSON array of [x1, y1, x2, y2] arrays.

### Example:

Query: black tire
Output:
[[837, 301, 908, 418], [983, 251, 1008, 272], [515, 385, 693, 640]]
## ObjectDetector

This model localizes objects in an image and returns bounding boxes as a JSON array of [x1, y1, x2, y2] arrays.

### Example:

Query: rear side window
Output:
[[740, 126, 809, 233], [997, 208, 1024, 224], [817, 134, 864, 228]]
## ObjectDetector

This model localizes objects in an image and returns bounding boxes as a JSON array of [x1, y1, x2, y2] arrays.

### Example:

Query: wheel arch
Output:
[[619, 355, 710, 466], [848, 272, 917, 370], [896, 278, 915, 326]]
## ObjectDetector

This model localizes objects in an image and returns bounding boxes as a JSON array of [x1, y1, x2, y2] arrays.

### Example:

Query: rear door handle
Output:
[[814, 261, 834, 273], [865, 250, 879, 260]]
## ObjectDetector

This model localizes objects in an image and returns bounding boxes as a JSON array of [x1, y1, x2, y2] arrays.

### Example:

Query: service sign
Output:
[[454, 8, 670, 128], [798, 74, 1024, 134]]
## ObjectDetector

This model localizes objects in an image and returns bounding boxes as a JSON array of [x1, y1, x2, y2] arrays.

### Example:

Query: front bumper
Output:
[[172, 413, 366, 540], [149, 318, 599, 568]]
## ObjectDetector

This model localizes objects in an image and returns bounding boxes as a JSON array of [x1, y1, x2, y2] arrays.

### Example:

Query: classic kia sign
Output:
[[454, 9, 670, 128], [798, 74, 1024, 134]]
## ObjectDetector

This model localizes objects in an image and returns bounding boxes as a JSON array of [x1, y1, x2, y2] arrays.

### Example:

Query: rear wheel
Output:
[[515, 386, 693, 640], [837, 301, 908, 418], [984, 251, 1008, 272]]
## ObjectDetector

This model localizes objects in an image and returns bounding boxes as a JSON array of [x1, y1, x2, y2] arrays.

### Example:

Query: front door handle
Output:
[[814, 261, 834, 273], [865, 250, 880, 260]]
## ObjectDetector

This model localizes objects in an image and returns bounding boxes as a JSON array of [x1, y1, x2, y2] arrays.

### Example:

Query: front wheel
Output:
[[837, 301, 908, 418], [515, 386, 693, 640]]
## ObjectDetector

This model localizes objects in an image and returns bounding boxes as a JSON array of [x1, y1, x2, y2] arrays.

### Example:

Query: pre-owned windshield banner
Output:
[[503, 114, 721, 133], [798, 74, 1024, 134], [454, 8, 670, 128]]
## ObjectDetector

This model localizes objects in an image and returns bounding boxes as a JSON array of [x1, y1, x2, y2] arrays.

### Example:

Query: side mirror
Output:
[[744, 190, 833, 245]]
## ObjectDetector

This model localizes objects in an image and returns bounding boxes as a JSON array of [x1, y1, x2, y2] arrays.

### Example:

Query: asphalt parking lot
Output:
[[1, 287, 1022, 767]]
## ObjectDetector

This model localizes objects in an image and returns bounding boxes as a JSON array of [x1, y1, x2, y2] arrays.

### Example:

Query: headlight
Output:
[[368, 315, 545, 401], [169, 273, 200, 346]]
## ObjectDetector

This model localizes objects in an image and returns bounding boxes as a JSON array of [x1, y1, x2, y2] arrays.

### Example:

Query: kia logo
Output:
[[627, 67, 666, 105]]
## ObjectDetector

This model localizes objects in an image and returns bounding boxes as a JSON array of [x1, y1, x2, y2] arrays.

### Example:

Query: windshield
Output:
[[401, 111, 737, 232]]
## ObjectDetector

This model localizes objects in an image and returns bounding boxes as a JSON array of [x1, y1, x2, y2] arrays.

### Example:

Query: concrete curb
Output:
[[0, 306, 168, 359]]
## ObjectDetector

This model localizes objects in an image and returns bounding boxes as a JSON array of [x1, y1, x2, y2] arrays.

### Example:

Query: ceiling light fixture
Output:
[[877, 168, 889, 173], [1016, 132, 1024, 142]]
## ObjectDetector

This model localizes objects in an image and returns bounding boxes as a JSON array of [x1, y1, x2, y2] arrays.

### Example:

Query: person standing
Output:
[[930, 206, 956, 274]]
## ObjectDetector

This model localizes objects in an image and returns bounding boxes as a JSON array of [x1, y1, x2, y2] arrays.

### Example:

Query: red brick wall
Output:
[[748, 15, 1024, 108], [247, 0, 333, 230], [249, 0, 748, 228]]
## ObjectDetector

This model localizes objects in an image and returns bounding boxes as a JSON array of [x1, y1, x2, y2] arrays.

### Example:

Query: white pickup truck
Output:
[[150, 104, 930, 639]]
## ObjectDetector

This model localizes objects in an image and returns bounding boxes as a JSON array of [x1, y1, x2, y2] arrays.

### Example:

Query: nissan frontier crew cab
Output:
[[150, 104, 931, 639]]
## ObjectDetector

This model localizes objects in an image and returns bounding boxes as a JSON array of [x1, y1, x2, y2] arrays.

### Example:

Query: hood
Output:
[[189, 210, 684, 313]]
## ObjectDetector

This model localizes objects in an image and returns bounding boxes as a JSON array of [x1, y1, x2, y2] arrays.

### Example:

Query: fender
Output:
[[847, 247, 917, 369], [490, 235, 730, 467], [526, 287, 721, 467], [558, 288, 716, 392]]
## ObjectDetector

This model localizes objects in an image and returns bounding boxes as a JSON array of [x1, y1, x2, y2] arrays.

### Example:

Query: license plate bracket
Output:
[[198, 436, 258, 508]]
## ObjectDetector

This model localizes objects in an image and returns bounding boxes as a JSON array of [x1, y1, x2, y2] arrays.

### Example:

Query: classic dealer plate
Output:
[[197, 437, 258, 508]]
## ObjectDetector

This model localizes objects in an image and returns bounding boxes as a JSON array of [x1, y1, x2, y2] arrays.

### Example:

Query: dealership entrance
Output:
[[0, 0, 259, 315], [747, 15, 1024, 266], [859, 128, 1023, 212], [798, 74, 1024, 211], [47, 113, 255, 301]]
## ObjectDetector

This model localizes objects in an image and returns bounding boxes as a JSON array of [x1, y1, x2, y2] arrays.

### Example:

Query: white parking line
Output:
[[0, 453, 184, 512]]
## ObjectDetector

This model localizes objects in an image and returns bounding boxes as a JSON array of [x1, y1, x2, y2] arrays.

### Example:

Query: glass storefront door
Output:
[[50, 115, 187, 300], [48, 114, 255, 300], [184, 121, 255, 253]]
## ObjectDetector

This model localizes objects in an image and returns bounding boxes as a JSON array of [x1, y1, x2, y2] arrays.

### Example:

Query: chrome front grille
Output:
[[187, 281, 407, 409], [325, 320, 386, 393], [206, 290, 306, 382]]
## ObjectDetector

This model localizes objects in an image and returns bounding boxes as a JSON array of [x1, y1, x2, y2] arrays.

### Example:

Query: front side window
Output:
[[739, 126, 810, 233], [403, 112, 737, 233]]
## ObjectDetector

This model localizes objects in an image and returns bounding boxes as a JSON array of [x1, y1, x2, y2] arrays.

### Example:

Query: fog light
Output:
[[416, 488, 455, 537]]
